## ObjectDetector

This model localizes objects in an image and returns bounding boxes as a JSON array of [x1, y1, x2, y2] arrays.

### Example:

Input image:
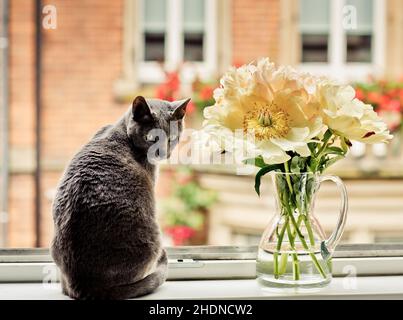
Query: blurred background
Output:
[[0, 0, 402, 248]]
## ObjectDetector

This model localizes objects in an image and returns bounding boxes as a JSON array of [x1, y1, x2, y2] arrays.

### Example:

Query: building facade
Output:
[[2, 0, 403, 247]]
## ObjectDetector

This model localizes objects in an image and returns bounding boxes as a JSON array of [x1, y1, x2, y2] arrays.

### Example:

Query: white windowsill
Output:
[[1, 276, 403, 300]]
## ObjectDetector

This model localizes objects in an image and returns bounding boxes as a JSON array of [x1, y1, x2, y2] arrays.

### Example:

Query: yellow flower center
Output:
[[243, 103, 290, 140]]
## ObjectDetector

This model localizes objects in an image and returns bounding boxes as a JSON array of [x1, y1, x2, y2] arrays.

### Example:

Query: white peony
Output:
[[200, 58, 392, 166], [202, 58, 325, 165], [318, 84, 393, 143]]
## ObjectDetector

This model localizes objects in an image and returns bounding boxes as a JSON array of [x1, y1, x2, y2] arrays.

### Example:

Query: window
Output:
[[300, 0, 330, 63], [139, 0, 217, 83], [299, 0, 385, 81], [345, 0, 373, 63], [183, 0, 205, 62], [143, 0, 167, 61]]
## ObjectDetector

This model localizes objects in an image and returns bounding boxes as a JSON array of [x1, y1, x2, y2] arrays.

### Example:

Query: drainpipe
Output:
[[0, 0, 10, 247], [34, 0, 42, 247]]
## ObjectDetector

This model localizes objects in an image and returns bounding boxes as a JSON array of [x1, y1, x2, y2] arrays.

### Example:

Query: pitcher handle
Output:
[[319, 175, 348, 255]]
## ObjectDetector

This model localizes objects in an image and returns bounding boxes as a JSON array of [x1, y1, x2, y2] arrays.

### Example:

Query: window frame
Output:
[[298, 0, 386, 81], [1, 244, 403, 282], [138, 0, 218, 84]]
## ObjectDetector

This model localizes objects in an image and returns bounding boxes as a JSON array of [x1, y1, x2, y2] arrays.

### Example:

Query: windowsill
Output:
[[1, 276, 403, 300]]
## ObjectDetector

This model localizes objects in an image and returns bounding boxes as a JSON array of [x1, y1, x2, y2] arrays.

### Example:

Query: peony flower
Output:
[[318, 84, 393, 143], [199, 58, 392, 167], [201, 58, 325, 165]]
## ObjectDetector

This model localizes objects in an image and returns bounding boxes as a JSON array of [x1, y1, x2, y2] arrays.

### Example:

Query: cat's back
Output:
[[53, 130, 153, 222]]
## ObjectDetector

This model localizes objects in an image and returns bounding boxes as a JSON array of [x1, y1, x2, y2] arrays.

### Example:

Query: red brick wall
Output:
[[8, 0, 126, 247], [8, 0, 36, 247], [41, 0, 125, 164], [232, 0, 280, 65]]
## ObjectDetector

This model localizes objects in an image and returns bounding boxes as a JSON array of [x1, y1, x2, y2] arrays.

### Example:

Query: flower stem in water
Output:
[[287, 222, 300, 281], [289, 213, 327, 279], [274, 216, 289, 279]]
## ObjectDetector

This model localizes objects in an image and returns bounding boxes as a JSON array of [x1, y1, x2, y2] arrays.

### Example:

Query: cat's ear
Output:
[[172, 98, 191, 120], [132, 96, 154, 123]]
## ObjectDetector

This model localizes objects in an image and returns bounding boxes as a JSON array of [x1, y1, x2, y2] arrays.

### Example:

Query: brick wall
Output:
[[232, 0, 280, 65], [8, 0, 36, 247], [8, 0, 126, 247]]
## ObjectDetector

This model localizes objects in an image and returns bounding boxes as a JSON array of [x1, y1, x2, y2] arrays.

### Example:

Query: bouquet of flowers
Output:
[[202, 58, 391, 182], [199, 58, 392, 282]]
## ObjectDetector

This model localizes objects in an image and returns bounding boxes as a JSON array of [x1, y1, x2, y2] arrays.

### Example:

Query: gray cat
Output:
[[51, 96, 190, 300]]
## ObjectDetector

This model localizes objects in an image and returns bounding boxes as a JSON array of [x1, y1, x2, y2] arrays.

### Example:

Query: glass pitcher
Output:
[[256, 172, 348, 288]]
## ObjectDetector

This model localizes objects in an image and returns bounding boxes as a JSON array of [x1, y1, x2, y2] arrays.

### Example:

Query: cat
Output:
[[50, 96, 190, 300]]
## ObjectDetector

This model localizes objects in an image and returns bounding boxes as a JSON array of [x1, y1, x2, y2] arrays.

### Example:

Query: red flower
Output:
[[379, 94, 391, 107], [232, 60, 244, 68], [166, 72, 180, 91], [165, 225, 196, 246], [367, 91, 382, 105], [379, 99, 401, 113], [155, 71, 181, 101], [355, 88, 365, 100], [200, 86, 214, 101], [185, 101, 196, 115]]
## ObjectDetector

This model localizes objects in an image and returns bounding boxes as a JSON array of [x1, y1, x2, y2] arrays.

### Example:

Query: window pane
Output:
[[144, 33, 165, 61], [301, 34, 329, 63], [183, 0, 205, 61], [184, 33, 204, 61], [345, 0, 373, 35], [144, 0, 166, 32], [345, 0, 374, 63], [299, 0, 330, 63], [300, 0, 330, 34], [143, 0, 166, 61], [346, 35, 372, 63]]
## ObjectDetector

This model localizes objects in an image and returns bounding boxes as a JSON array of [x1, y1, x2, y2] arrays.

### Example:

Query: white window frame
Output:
[[138, 0, 218, 84], [1, 244, 403, 282], [298, 0, 385, 82]]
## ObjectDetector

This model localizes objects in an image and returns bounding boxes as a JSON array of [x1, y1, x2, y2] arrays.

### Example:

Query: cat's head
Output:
[[126, 96, 190, 162]]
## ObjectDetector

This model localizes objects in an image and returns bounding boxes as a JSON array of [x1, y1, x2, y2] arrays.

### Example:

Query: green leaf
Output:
[[290, 156, 301, 173], [254, 164, 282, 196], [243, 156, 266, 168], [323, 155, 344, 170], [290, 156, 307, 173], [323, 129, 332, 142], [323, 146, 345, 156], [308, 142, 318, 153]]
